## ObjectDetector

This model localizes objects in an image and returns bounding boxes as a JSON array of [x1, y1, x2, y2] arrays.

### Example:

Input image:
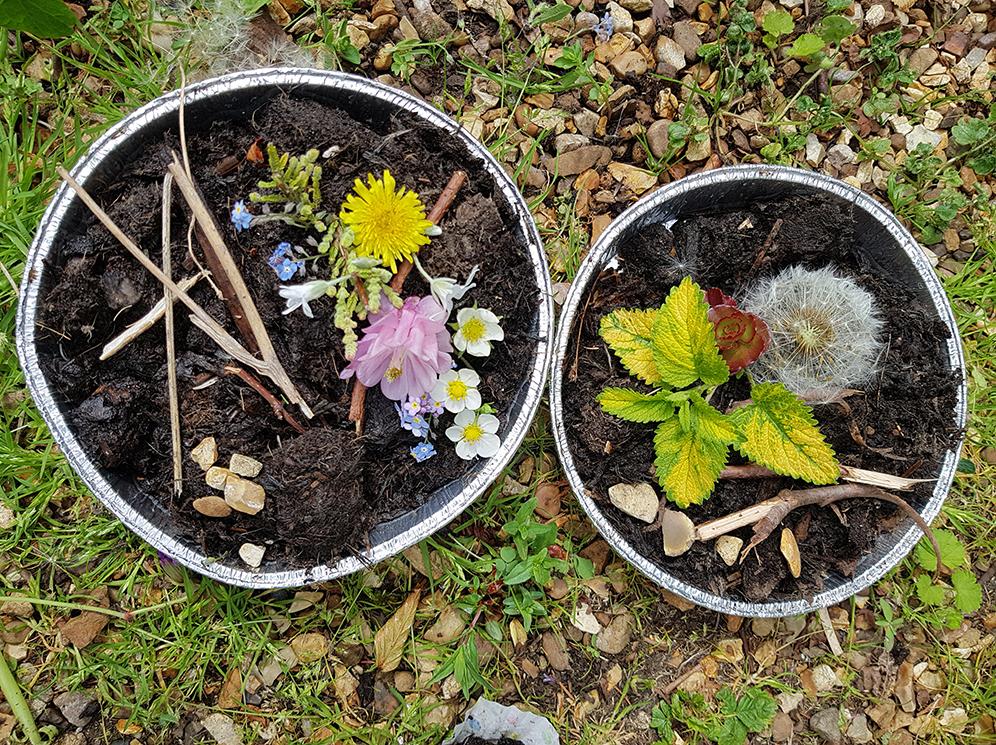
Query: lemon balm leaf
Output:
[[599, 308, 663, 385], [597, 388, 675, 423], [651, 278, 730, 388]]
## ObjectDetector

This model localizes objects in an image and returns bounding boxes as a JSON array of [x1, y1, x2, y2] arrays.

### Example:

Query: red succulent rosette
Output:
[[705, 288, 770, 373]]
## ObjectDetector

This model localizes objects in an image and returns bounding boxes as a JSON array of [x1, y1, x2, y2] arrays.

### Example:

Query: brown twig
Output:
[[748, 217, 783, 273], [718, 463, 934, 492], [349, 170, 468, 435], [57, 167, 313, 419], [166, 156, 314, 418], [224, 365, 307, 434], [162, 173, 183, 497]]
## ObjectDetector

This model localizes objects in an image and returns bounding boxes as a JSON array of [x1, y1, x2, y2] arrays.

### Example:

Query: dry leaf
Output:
[[509, 618, 527, 647], [780, 528, 802, 578], [374, 589, 420, 672], [246, 139, 264, 163], [217, 667, 242, 709], [60, 588, 110, 648]]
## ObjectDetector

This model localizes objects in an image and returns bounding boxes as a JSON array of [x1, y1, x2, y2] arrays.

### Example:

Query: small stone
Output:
[[579, 539, 611, 573], [905, 124, 942, 152], [542, 631, 571, 670], [715, 535, 743, 566], [394, 670, 415, 692], [908, 47, 939, 76], [779, 690, 804, 713], [780, 528, 801, 578], [205, 466, 232, 490], [534, 482, 562, 518], [938, 707, 969, 731], [864, 3, 885, 26], [201, 713, 242, 745], [555, 133, 590, 153], [573, 109, 600, 138], [920, 62, 951, 86], [942, 30, 970, 57], [575, 11, 599, 30], [0, 504, 14, 530], [811, 663, 839, 692], [645, 119, 671, 159], [547, 577, 569, 600], [809, 708, 843, 744], [0, 596, 33, 618], [608, 482, 659, 523], [981, 447, 996, 465], [224, 477, 265, 515], [846, 713, 873, 744], [805, 134, 825, 166], [425, 606, 467, 644], [608, 162, 658, 194], [895, 661, 915, 712], [672, 21, 701, 60], [193, 496, 232, 518], [239, 543, 265, 568], [619, 0, 652, 11], [553, 145, 612, 176], [53, 691, 98, 728], [771, 712, 794, 741], [655, 36, 686, 71], [609, 50, 648, 78], [229, 453, 262, 478], [190, 437, 218, 471], [922, 109, 942, 131], [661, 510, 695, 557], [290, 633, 328, 663], [595, 613, 632, 654], [466, 0, 514, 22], [606, 2, 633, 34], [684, 135, 711, 162], [826, 143, 856, 169], [571, 602, 603, 634]]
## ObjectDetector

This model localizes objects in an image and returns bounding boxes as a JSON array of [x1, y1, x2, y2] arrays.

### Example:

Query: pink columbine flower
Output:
[[340, 296, 453, 402]]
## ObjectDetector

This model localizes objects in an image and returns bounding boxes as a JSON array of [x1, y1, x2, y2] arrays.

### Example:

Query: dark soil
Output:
[[35, 95, 538, 568], [461, 737, 524, 745], [563, 194, 961, 602]]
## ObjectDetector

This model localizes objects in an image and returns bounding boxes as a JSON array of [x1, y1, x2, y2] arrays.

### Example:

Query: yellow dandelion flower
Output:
[[339, 170, 433, 272]]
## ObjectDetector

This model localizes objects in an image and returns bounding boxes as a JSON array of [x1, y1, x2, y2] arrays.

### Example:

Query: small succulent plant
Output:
[[743, 265, 884, 403], [705, 288, 770, 373]]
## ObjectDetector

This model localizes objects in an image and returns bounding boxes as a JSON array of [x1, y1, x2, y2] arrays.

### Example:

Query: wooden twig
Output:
[[349, 170, 469, 435], [817, 606, 844, 656], [224, 365, 307, 434], [166, 156, 314, 418], [748, 218, 783, 273], [100, 271, 204, 360], [162, 173, 183, 497], [57, 167, 313, 419], [694, 483, 943, 574], [718, 463, 934, 492]]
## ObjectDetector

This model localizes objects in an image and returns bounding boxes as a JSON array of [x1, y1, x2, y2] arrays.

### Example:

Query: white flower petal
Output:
[[456, 307, 474, 325], [459, 368, 481, 386], [444, 398, 465, 413], [466, 339, 491, 357], [478, 309, 500, 325], [476, 433, 501, 458], [466, 389, 482, 410], [453, 332, 468, 353], [445, 425, 464, 443], [453, 409, 476, 426], [431, 381, 448, 402], [477, 414, 500, 433], [485, 322, 505, 341], [455, 439, 476, 460]]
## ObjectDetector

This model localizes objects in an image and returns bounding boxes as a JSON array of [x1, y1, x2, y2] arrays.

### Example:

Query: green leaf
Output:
[[600, 308, 663, 385], [951, 569, 982, 614], [951, 117, 992, 146], [650, 701, 675, 742], [736, 688, 778, 733], [0, 0, 78, 37], [653, 401, 735, 508], [913, 529, 967, 572], [817, 15, 856, 44], [714, 719, 749, 745], [761, 9, 794, 37], [651, 278, 730, 389], [915, 574, 945, 606], [528, 2, 573, 25], [598, 388, 676, 423], [788, 33, 826, 58], [729, 382, 839, 484]]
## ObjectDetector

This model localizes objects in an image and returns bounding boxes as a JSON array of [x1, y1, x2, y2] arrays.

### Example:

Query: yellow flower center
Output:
[[385, 365, 403, 381], [463, 423, 483, 442], [446, 379, 469, 400], [461, 318, 486, 343]]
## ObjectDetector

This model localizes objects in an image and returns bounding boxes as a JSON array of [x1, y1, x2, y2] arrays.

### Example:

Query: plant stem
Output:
[[0, 650, 41, 745]]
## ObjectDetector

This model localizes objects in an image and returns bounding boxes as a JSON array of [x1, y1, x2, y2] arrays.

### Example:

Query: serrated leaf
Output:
[[729, 382, 839, 484], [600, 308, 663, 385], [736, 688, 778, 732], [761, 9, 794, 37], [951, 569, 982, 614], [915, 574, 945, 606], [374, 589, 420, 672], [653, 406, 734, 508], [651, 278, 730, 389], [788, 32, 826, 58], [0, 0, 78, 37], [598, 387, 676, 423], [913, 529, 967, 572]]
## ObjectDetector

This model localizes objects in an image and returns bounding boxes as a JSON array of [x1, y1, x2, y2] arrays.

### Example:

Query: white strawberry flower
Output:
[[445, 410, 501, 460], [453, 307, 503, 357], [431, 368, 482, 413]]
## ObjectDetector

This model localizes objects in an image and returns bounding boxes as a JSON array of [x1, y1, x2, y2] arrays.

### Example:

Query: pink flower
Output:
[[340, 296, 453, 402]]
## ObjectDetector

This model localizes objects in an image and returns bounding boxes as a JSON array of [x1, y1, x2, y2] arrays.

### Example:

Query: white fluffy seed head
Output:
[[742, 265, 884, 403]]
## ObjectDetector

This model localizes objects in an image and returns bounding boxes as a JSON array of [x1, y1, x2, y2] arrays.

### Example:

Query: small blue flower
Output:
[[593, 12, 614, 43], [402, 398, 422, 418], [275, 257, 304, 281], [268, 242, 292, 269], [231, 200, 252, 232], [395, 404, 431, 438], [410, 442, 436, 462]]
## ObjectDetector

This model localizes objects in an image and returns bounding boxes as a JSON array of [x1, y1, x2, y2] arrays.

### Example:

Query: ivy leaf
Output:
[[0, 0, 78, 37], [373, 589, 420, 672], [817, 15, 856, 44], [913, 528, 967, 572], [651, 278, 730, 389], [598, 387, 676, 423], [600, 308, 663, 385], [761, 9, 794, 37], [729, 382, 839, 484], [788, 33, 826, 58], [951, 117, 991, 146], [951, 569, 982, 614], [653, 399, 735, 508], [915, 574, 945, 606]]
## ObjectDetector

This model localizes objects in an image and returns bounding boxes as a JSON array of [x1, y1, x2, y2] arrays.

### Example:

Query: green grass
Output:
[[2, 2, 996, 744]]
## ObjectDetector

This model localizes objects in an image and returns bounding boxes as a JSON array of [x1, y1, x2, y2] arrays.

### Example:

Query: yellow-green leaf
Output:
[[599, 308, 662, 385], [651, 278, 730, 388], [729, 382, 839, 484], [374, 589, 420, 672], [597, 387, 675, 423], [653, 402, 735, 508]]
